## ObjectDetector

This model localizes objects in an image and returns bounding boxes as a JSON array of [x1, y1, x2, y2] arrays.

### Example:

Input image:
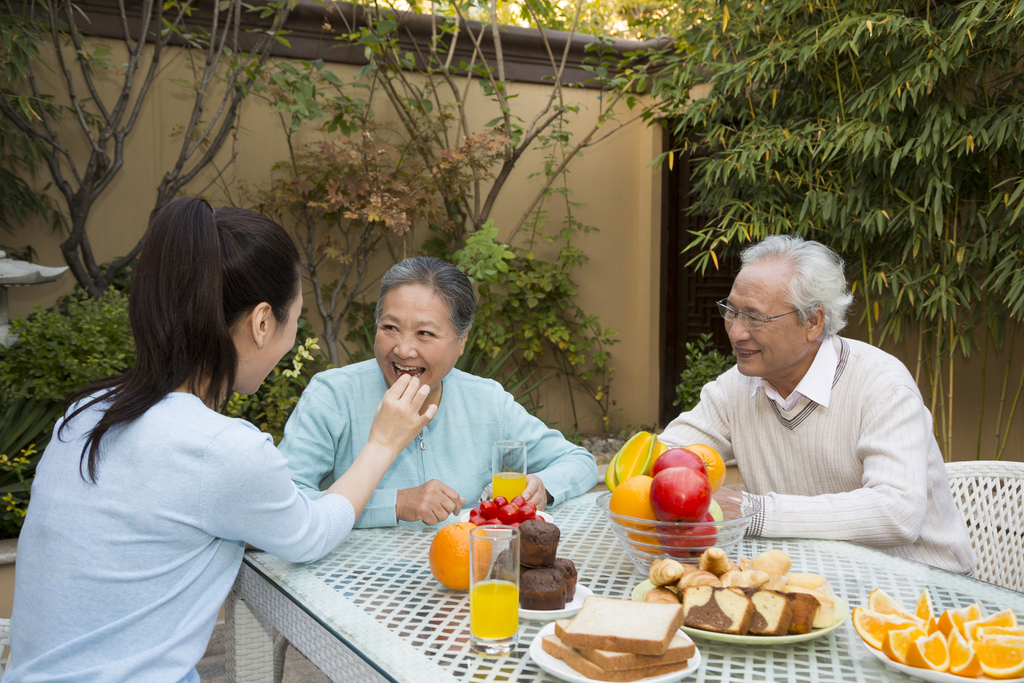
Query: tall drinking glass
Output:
[[469, 526, 519, 655], [491, 440, 527, 501]]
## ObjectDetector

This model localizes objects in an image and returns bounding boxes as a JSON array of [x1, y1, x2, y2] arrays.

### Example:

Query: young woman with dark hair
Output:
[[6, 197, 436, 682]]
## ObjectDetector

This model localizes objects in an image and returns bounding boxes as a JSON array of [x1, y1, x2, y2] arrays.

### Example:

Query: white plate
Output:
[[521, 584, 594, 621], [863, 641, 1024, 683], [459, 509, 554, 524], [631, 579, 849, 644], [529, 621, 701, 683]]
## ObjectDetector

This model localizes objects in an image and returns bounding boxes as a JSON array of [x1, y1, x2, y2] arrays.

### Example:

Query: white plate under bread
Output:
[[530, 622, 701, 683]]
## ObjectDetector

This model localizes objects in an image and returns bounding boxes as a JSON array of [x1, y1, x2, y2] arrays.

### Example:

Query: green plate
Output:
[[631, 579, 849, 645]]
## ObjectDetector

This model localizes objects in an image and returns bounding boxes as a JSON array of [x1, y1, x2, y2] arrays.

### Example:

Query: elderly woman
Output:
[[281, 257, 599, 527]]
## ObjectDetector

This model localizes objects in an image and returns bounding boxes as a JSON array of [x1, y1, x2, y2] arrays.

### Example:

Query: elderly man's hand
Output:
[[522, 474, 548, 510], [396, 480, 465, 525]]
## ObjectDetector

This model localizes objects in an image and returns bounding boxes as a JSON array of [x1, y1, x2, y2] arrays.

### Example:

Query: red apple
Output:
[[662, 513, 718, 558], [650, 467, 712, 522], [652, 448, 708, 479]]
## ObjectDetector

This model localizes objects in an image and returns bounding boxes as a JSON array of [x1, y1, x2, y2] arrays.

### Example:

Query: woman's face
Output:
[[374, 283, 467, 405]]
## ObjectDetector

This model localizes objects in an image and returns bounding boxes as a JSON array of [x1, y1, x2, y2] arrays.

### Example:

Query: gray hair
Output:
[[375, 257, 476, 338], [740, 234, 853, 338]]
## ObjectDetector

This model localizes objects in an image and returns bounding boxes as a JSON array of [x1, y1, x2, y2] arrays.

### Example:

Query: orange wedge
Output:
[[906, 631, 950, 672], [938, 606, 982, 639], [927, 617, 941, 635], [949, 629, 983, 677], [916, 588, 934, 622], [974, 635, 1024, 679], [853, 607, 926, 650], [977, 626, 1024, 639], [883, 625, 927, 664], [869, 588, 915, 619], [965, 609, 1018, 641]]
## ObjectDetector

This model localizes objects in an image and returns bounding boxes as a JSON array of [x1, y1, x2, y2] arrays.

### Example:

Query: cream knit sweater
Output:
[[660, 336, 977, 575]]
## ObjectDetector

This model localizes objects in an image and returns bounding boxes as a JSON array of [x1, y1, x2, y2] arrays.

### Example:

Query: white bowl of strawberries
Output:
[[461, 495, 553, 528]]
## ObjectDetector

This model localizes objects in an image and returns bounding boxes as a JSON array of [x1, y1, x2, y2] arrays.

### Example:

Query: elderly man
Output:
[[660, 234, 976, 574]]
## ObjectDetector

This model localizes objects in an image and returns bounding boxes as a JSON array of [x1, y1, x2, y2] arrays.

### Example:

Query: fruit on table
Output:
[[661, 512, 717, 558], [707, 499, 724, 522], [682, 443, 727, 493], [608, 475, 658, 522], [605, 432, 668, 491], [651, 448, 708, 479], [650, 466, 711, 522], [853, 588, 1024, 678], [467, 495, 538, 527], [429, 522, 475, 590]]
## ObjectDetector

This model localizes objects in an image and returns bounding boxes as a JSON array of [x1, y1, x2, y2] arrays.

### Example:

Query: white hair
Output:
[[740, 234, 854, 338]]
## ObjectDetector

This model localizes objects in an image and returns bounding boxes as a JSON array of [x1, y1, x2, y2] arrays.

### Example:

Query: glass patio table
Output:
[[225, 490, 1024, 683]]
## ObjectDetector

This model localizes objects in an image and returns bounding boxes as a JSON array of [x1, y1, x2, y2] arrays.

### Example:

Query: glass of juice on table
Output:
[[491, 440, 527, 500], [469, 525, 519, 655]]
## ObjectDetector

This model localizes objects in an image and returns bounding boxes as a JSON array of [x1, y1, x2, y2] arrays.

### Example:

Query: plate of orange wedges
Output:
[[852, 587, 1024, 681]]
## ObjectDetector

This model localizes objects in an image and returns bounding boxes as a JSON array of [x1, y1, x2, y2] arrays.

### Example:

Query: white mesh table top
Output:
[[244, 491, 1024, 682]]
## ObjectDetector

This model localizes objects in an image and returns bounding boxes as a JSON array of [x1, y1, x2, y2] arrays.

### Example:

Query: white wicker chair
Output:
[[1, 617, 10, 673], [945, 460, 1024, 592]]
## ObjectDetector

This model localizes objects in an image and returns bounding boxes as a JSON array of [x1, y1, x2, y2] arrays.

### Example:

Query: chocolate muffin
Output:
[[520, 567, 566, 610], [553, 558, 577, 602], [519, 518, 559, 568]]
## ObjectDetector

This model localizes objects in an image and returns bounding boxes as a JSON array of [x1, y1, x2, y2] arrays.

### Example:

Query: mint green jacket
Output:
[[280, 361, 599, 528]]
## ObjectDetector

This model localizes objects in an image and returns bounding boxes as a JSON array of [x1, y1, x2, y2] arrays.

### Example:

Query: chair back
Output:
[[0, 617, 9, 673], [945, 460, 1024, 592]]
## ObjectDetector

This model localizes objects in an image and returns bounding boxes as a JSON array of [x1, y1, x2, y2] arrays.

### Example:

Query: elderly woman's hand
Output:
[[522, 474, 548, 510], [396, 480, 465, 525]]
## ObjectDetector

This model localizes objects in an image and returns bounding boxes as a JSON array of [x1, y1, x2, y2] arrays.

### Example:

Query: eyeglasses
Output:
[[717, 299, 799, 329]]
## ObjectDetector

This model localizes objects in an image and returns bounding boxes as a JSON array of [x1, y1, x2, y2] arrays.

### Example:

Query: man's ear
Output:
[[250, 302, 273, 350], [806, 306, 825, 341]]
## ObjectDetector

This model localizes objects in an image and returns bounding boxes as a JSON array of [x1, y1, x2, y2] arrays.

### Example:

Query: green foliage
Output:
[[673, 333, 735, 411], [643, 0, 1024, 456], [0, 397, 63, 538], [224, 315, 330, 444], [0, 289, 134, 403], [453, 227, 619, 431]]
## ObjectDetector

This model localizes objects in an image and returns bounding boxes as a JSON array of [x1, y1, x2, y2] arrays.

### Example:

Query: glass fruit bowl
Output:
[[596, 488, 761, 575]]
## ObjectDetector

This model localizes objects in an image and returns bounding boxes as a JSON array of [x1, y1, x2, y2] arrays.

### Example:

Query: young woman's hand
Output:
[[367, 373, 436, 458]]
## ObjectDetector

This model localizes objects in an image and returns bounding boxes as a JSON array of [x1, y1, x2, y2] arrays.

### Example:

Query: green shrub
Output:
[[0, 397, 64, 538], [673, 333, 735, 412], [0, 288, 134, 403]]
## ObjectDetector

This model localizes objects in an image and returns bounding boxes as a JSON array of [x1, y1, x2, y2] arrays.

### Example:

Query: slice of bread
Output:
[[784, 591, 820, 635], [681, 585, 754, 635], [555, 596, 684, 655], [741, 588, 794, 636], [553, 621, 695, 671], [541, 635, 693, 682]]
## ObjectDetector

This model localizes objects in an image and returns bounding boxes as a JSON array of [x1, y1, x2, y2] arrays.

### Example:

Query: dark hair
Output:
[[374, 257, 476, 337], [63, 197, 301, 482]]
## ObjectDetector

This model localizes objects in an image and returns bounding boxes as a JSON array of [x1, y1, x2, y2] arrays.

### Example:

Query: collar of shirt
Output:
[[750, 335, 838, 411]]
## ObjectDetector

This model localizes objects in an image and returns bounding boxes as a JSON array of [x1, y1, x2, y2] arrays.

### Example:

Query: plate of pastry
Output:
[[522, 584, 594, 621], [631, 579, 849, 645], [529, 621, 701, 683]]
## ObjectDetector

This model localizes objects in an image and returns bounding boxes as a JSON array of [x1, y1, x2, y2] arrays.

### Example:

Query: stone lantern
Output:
[[0, 250, 69, 348]]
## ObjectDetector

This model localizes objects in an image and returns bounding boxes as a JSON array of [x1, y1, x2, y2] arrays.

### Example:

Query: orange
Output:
[[684, 443, 726, 492], [869, 588, 915, 620], [905, 631, 950, 672], [927, 617, 941, 635], [938, 606, 981, 639], [853, 607, 925, 650], [977, 626, 1024, 639], [949, 630, 983, 677], [916, 588, 934, 622], [428, 522, 475, 590], [964, 609, 1018, 641], [882, 625, 927, 664], [974, 635, 1024, 679], [607, 432, 653, 491], [609, 475, 657, 522]]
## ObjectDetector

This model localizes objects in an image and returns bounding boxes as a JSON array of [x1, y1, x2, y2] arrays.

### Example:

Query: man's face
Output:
[[724, 259, 824, 397]]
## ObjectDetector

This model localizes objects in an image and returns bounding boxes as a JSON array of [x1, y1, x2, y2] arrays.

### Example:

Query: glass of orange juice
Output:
[[469, 525, 519, 654], [491, 440, 527, 501]]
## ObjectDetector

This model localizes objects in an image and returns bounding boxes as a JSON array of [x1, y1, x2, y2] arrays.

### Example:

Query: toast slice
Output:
[[681, 585, 755, 635], [541, 635, 693, 682], [555, 596, 685, 655]]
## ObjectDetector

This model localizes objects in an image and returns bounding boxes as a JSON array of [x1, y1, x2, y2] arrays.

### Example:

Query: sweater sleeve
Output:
[[279, 375, 345, 501], [755, 382, 931, 547], [200, 423, 355, 563], [500, 390, 598, 506]]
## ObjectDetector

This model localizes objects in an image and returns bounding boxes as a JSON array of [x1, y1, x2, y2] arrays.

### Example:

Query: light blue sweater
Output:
[[8, 393, 354, 683], [280, 362, 599, 527]]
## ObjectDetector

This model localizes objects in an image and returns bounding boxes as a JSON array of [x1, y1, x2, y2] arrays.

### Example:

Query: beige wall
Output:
[[6, 38, 1024, 458]]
